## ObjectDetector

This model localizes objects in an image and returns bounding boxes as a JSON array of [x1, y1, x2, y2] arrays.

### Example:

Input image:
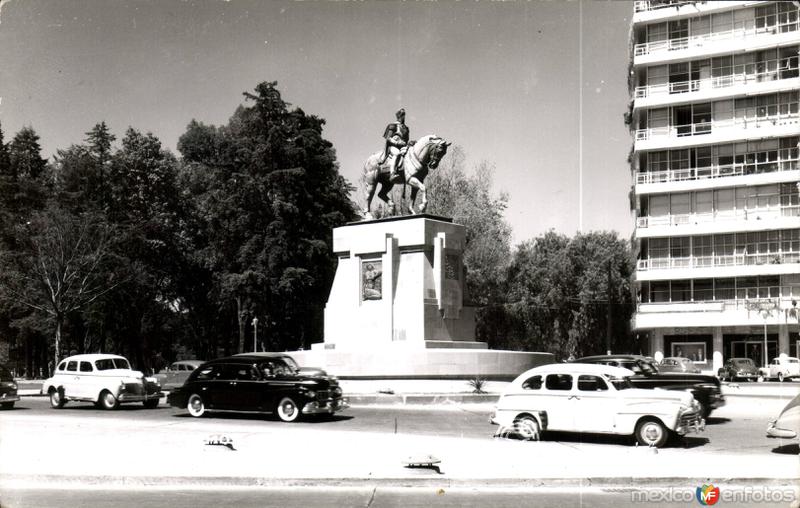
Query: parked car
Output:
[[167, 354, 348, 422], [717, 357, 760, 382], [153, 360, 204, 390], [767, 393, 800, 444], [41, 354, 161, 410], [658, 357, 701, 374], [574, 355, 725, 418], [490, 363, 704, 448], [759, 357, 800, 382], [0, 363, 19, 409]]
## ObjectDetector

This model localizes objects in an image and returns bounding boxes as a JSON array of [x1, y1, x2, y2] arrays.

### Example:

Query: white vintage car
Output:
[[760, 357, 800, 382], [491, 363, 704, 448], [42, 354, 161, 410]]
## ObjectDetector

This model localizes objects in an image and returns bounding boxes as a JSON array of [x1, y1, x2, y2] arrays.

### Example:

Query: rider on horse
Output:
[[379, 108, 410, 182]]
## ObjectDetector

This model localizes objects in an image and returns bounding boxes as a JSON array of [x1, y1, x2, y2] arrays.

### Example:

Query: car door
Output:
[[62, 360, 80, 398], [573, 374, 616, 433], [228, 364, 263, 411], [75, 360, 96, 399], [542, 373, 575, 431]]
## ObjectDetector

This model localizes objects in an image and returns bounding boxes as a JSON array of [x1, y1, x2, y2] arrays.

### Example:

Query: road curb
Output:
[[1, 474, 797, 489]]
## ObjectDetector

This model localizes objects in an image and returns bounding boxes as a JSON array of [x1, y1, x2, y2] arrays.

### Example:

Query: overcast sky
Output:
[[0, 0, 634, 245]]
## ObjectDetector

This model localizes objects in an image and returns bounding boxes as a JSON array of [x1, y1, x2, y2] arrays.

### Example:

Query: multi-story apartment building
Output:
[[629, 0, 800, 373]]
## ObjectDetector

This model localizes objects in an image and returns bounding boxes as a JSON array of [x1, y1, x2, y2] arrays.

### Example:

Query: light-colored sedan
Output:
[[767, 393, 800, 443], [658, 357, 701, 374], [490, 363, 704, 448], [153, 360, 204, 390]]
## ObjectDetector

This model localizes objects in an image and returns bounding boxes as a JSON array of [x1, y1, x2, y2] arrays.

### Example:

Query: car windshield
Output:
[[787, 359, 799, 364], [95, 358, 131, 370], [638, 360, 658, 375], [0, 365, 12, 381], [734, 359, 755, 367], [605, 375, 633, 390], [282, 356, 300, 371]]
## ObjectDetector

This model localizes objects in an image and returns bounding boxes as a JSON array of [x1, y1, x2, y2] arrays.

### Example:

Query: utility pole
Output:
[[606, 259, 613, 355]]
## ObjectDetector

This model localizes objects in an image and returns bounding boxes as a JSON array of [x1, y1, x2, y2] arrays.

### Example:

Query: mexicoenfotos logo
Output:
[[696, 484, 721, 505]]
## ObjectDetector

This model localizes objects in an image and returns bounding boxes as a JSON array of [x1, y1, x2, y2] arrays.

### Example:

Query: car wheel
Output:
[[49, 388, 65, 409], [0, 402, 14, 409], [99, 390, 120, 410], [635, 418, 668, 448], [143, 398, 159, 409], [276, 396, 300, 422], [778, 372, 785, 382], [187, 394, 205, 417], [513, 415, 541, 441]]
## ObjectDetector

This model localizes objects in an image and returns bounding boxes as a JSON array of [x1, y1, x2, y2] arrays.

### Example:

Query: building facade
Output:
[[629, 0, 800, 373]]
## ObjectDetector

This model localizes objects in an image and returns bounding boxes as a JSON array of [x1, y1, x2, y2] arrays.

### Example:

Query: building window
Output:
[[671, 342, 707, 363]]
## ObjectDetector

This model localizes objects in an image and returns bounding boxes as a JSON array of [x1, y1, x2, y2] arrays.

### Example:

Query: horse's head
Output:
[[422, 136, 451, 170]]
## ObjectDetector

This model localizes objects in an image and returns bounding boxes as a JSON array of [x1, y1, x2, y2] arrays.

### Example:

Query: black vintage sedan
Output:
[[0, 363, 19, 409], [167, 354, 347, 422], [574, 355, 725, 418]]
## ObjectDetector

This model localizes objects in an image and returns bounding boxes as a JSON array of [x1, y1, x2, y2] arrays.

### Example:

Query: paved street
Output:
[[2, 393, 797, 455], [1, 393, 798, 508]]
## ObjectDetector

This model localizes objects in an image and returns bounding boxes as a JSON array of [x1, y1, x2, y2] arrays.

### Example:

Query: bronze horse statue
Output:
[[362, 134, 451, 218]]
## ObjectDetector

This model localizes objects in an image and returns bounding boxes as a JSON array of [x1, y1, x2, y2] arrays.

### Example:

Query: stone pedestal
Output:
[[292, 215, 552, 379]]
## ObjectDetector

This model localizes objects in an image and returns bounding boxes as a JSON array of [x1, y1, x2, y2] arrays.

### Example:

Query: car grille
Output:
[[124, 383, 144, 395], [680, 410, 701, 428], [316, 386, 343, 401]]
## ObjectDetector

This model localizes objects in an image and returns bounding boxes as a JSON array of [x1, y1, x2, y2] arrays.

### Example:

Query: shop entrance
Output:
[[729, 340, 778, 368]]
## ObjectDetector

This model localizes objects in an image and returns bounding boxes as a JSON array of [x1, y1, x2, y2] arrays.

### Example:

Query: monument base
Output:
[[290, 346, 554, 380]]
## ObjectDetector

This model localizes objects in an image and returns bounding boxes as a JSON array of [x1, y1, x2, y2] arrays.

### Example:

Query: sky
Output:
[[0, 0, 634, 245]]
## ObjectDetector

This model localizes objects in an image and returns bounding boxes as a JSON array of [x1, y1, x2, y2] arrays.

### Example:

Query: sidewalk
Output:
[[0, 411, 798, 490]]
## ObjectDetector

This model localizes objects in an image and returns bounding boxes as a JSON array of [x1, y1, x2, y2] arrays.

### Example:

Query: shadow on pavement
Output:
[[705, 417, 730, 425], [171, 412, 354, 423], [771, 443, 799, 455]]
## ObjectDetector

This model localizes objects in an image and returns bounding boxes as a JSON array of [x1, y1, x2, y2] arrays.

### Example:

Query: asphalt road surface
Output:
[[1, 394, 795, 455]]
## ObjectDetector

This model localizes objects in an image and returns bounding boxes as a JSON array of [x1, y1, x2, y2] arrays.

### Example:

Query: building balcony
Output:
[[634, 294, 799, 329], [634, 63, 799, 109], [637, 252, 800, 281], [635, 164, 799, 195], [633, 22, 800, 67], [636, 205, 800, 237], [634, 114, 800, 151], [633, 1, 767, 24]]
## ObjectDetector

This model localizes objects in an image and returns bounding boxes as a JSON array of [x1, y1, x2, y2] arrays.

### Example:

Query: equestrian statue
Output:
[[362, 108, 450, 218]]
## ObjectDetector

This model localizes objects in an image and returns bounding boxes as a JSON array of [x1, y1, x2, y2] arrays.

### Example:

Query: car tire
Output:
[[187, 394, 205, 417], [635, 418, 668, 448], [143, 398, 159, 409], [99, 390, 119, 410], [49, 388, 65, 409], [778, 372, 785, 382], [1, 402, 14, 409], [276, 396, 300, 422], [513, 415, 541, 441]]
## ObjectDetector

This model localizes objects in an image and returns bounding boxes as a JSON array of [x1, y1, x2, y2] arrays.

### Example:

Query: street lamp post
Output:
[[252, 317, 259, 353]]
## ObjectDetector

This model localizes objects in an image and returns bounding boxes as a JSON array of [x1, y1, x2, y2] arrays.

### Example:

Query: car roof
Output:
[[59, 354, 128, 362], [577, 355, 646, 362], [516, 362, 635, 379], [173, 360, 203, 365], [208, 353, 292, 364]]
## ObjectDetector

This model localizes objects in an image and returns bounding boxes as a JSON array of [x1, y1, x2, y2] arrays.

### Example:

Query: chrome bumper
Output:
[[767, 420, 798, 439], [303, 398, 349, 415], [118, 392, 161, 402], [0, 392, 20, 403]]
